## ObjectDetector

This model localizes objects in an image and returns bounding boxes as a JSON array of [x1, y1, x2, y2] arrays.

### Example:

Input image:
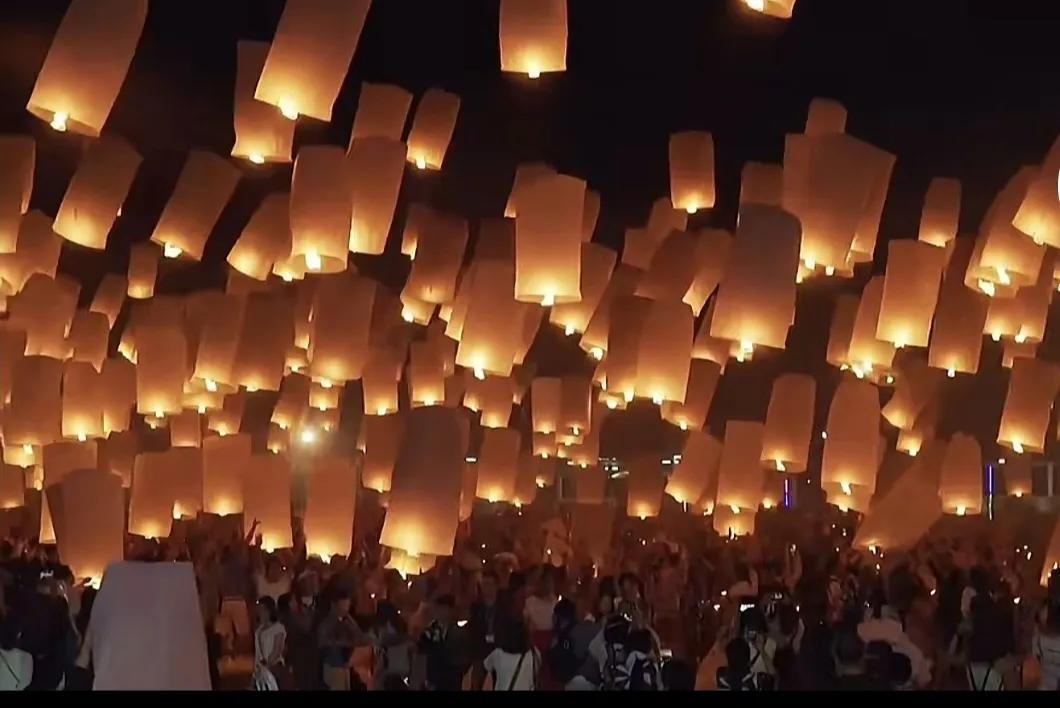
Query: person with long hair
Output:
[[483, 616, 539, 690], [252, 596, 287, 690]]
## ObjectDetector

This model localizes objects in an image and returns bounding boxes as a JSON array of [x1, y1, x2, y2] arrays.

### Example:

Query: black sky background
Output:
[[1, 0, 1059, 472]]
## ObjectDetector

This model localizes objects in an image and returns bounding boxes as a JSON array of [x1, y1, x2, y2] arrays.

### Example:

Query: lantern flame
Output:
[[279, 99, 299, 120], [401, 308, 415, 323], [730, 505, 740, 515], [248, 153, 265, 165], [198, 404, 206, 414], [541, 293, 555, 307], [746, 0, 766, 11], [996, 266, 1011, 286], [1013, 440, 1024, 454], [415, 155, 427, 170], [564, 323, 575, 336], [376, 406, 387, 416], [776, 459, 786, 472], [885, 375, 894, 384], [305, 249, 322, 272], [840, 481, 852, 495], [590, 347, 604, 361], [172, 502, 182, 520], [977, 279, 996, 297], [956, 505, 966, 516], [651, 393, 663, 405], [947, 367, 955, 378], [205, 378, 218, 392], [319, 378, 333, 389], [804, 257, 815, 270], [825, 266, 835, 276], [607, 399, 617, 410], [686, 205, 698, 215], [908, 447, 919, 457], [50, 112, 69, 131], [1015, 329, 1027, 344], [300, 428, 317, 445], [163, 243, 182, 259], [679, 421, 688, 431], [623, 390, 634, 403]]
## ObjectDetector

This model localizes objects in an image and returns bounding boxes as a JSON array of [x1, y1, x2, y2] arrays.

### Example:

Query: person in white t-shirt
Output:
[[484, 618, 539, 690], [254, 556, 292, 604], [0, 621, 32, 691], [523, 567, 558, 653]]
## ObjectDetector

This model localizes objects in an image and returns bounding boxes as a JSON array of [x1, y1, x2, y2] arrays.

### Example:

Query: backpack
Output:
[[626, 652, 661, 690], [546, 630, 579, 683]]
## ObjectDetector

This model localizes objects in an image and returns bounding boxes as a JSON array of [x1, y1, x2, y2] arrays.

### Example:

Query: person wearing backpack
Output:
[[546, 599, 581, 689], [483, 617, 539, 690], [624, 628, 662, 690]]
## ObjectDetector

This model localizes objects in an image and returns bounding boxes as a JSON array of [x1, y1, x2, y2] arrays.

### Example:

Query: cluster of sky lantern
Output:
[[3, 0, 1060, 586]]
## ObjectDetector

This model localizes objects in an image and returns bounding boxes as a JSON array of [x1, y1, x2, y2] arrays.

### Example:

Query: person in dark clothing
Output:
[[661, 658, 696, 690], [417, 594, 469, 691], [718, 637, 772, 690], [831, 631, 878, 690], [468, 570, 501, 690]]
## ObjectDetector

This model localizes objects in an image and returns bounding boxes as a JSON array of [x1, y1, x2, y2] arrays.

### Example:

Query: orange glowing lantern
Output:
[[853, 458, 942, 553], [740, 162, 783, 207], [134, 325, 186, 417], [692, 300, 737, 369], [232, 292, 294, 392], [505, 163, 555, 218], [882, 355, 943, 430], [455, 261, 523, 378], [1012, 136, 1060, 248], [47, 468, 124, 584], [466, 375, 515, 429], [100, 356, 136, 434], [42, 440, 97, 489], [404, 210, 469, 304], [53, 137, 140, 250], [661, 359, 721, 432], [303, 456, 357, 559], [351, 82, 412, 141], [7, 273, 76, 359], [1041, 521, 1060, 588], [0, 464, 24, 509], [202, 433, 250, 517], [822, 379, 881, 496], [406, 89, 460, 171], [512, 454, 540, 507], [206, 392, 245, 437], [362, 412, 403, 493], [761, 373, 815, 473], [88, 274, 126, 329], [928, 276, 988, 376], [607, 295, 693, 404], [149, 151, 240, 262], [683, 229, 732, 316], [626, 455, 665, 520], [919, 177, 961, 249], [348, 136, 406, 255], [710, 204, 800, 351], [66, 310, 109, 371], [998, 357, 1060, 455], [896, 399, 937, 458], [126, 242, 159, 300], [290, 146, 353, 274], [846, 276, 896, 377], [242, 455, 292, 551], [190, 291, 244, 393], [876, 240, 947, 348], [309, 275, 375, 385], [62, 361, 104, 441], [978, 169, 1045, 289], [169, 410, 201, 448], [0, 136, 35, 254], [27, 0, 147, 136], [715, 421, 766, 515], [232, 41, 294, 164], [362, 346, 403, 416], [475, 427, 521, 503], [130, 451, 180, 538], [636, 230, 700, 303], [499, 0, 567, 78], [254, 0, 371, 122], [580, 263, 641, 359], [515, 173, 585, 305], [227, 193, 291, 281], [0, 211, 62, 292], [804, 97, 846, 135], [550, 243, 616, 336], [665, 431, 721, 505], [271, 373, 309, 431], [532, 432, 558, 459], [825, 294, 859, 369], [713, 504, 756, 538], [938, 434, 982, 516], [1003, 457, 1032, 498], [669, 131, 716, 214], [407, 340, 446, 407], [5, 356, 63, 448]]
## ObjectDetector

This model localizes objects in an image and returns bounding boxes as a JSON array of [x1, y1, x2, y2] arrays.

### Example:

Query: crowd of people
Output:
[[2, 508, 1060, 691]]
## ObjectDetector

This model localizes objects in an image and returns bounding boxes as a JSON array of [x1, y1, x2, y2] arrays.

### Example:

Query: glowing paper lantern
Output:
[[201, 433, 250, 517], [207, 392, 245, 437], [42, 440, 97, 489], [928, 276, 988, 376], [499, 0, 567, 78], [505, 163, 555, 218], [271, 374, 309, 431], [7, 273, 76, 359], [1012, 136, 1060, 248], [27, 0, 146, 136], [362, 346, 403, 416], [100, 357, 136, 434], [86, 276, 122, 330], [683, 229, 732, 316], [5, 356, 63, 447], [826, 294, 859, 369], [47, 468, 123, 583], [1004, 457, 1032, 498], [665, 431, 721, 505], [532, 431, 557, 459], [303, 456, 357, 559], [0, 211, 62, 293], [189, 291, 244, 393], [938, 434, 982, 516], [475, 427, 520, 503], [351, 82, 412, 141], [167, 410, 200, 448], [550, 243, 616, 336], [380, 407, 467, 557], [53, 137, 140, 251], [882, 355, 942, 430], [710, 205, 800, 351], [0, 136, 35, 253], [404, 210, 469, 303], [511, 454, 539, 507], [290, 146, 353, 274], [309, 275, 375, 385], [227, 193, 290, 280], [896, 400, 937, 458], [713, 504, 756, 538], [575, 464, 607, 504], [0, 464, 23, 509], [406, 340, 445, 407], [692, 300, 739, 368], [580, 264, 641, 358], [660, 358, 720, 431], [821, 379, 881, 495], [998, 357, 1060, 455], [406, 89, 460, 171], [361, 412, 403, 493], [348, 137, 406, 255], [804, 98, 845, 135], [67, 310, 109, 370], [62, 361, 104, 441], [458, 461, 477, 522], [130, 452, 178, 538], [254, 0, 371, 122], [740, 162, 783, 206], [455, 261, 523, 378], [636, 230, 699, 303], [761, 373, 815, 473], [669, 131, 716, 214], [232, 41, 294, 164], [149, 151, 240, 262], [232, 292, 294, 392], [846, 276, 896, 377], [715, 421, 766, 514], [126, 242, 158, 300], [625, 455, 664, 519], [515, 173, 584, 305], [1041, 521, 1060, 588], [242, 455, 292, 551], [978, 169, 1045, 289], [876, 240, 946, 348], [854, 455, 942, 552], [919, 177, 961, 249], [135, 325, 186, 417]]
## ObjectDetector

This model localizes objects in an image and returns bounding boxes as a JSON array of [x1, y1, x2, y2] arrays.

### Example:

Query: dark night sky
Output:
[[1, 0, 1059, 464]]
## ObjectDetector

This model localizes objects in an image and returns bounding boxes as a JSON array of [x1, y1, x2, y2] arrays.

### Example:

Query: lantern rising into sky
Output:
[[499, 0, 567, 79]]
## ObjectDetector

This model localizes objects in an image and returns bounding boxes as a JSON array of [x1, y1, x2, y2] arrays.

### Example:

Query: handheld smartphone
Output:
[[660, 648, 673, 659], [740, 603, 755, 611]]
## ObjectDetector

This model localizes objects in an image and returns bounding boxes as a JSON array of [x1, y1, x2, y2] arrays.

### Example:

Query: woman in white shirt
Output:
[[0, 622, 32, 691], [523, 567, 558, 653], [484, 618, 539, 690], [252, 597, 287, 691]]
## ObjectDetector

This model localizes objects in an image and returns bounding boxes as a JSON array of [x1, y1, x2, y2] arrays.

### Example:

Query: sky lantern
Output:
[[7, 273, 75, 359], [168, 410, 201, 448], [939, 433, 982, 516], [661, 358, 721, 431], [1003, 457, 1032, 498], [575, 464, 607, 505], [362, 346, 403, 416], [846, 276, 896, 377], [351, 82, 413, 141], [825, 294, 858, 369], [511, 454, 540, 507], [232, 41, 293, 164], [466, 375, 515, 428], [304, 456, 357, 559], [254, 0, 371, 122], [882, 354, 942, 430], [549, 243, 616, 336], [928, 275, 988, 376], [877, 240, 946, 348], [53, 137, 140, 251], [27, 0, 146, 136], [919, 177, 961, 249], [400, 203, 436, 259], [458, 460, 478, 521], [1012, 137, 1060, 248], [135, 324, 186, 417], [558, 376, 592, 436], [206, 392, 244, 437], [62, 360, 104, 441], [499, 0, 567, 78], [202, 433, 250, 517], [715, 421, 766, 515], [580, 263, 641, 360], [713, 504, 756, 538], [190, 291, 244, 393], [227, 193, 291, 281], [232, 292, 294, 392], [804, 97, 846, 135], [362, 412, 403, 493], [271, 373, 309, 430], [533, 432, 557, 459], [42, 440, 97, 488], [740, 162, 783, 207], [380, 406, 467, 558], [0, 136, 35, 253], [150, 151, 239, 261], [626, 455, 665, 520], [683, 228, 732, 316], [761, 373, 815, 473], [290, 146, 353, 274], [406, 89, 460, 171], [0, 464, 24, 510], [710, 204, 800, 353], [242, 455, 292, 552], [407, 341, 446, 407], [669, 131, 716, 214], [512, 304, 544, 367], [978, 168, 1045, 289], [822, 378, 881, 498], [5, 356, 63, 448], [100, 356, 136, 434], [896, 399, 937, 457], [404, 210, 469, 303], [129, 451, 178, 538], [636, 230, 700, 303], [505, 163, 555, 218], [515, 173, 584, 306], [665, 430, 721, 505], [348, 136, 406, 255], [1002, 339, 1038, 369], [0, 324, 24, 406], [455, 261, 523, 378], [998, 357, 1060, 455], [0, 211, 61, 295], [853, 459, 942, 553], [87, 274, 125, 330], [309, 275, 374, 385], [476, 427, 520, 503], [67, 310, 109, 370], [47, 468, 124, 584], [126, 242, 158, 300], [634, 297, 693, 404], [692, 300, 739, 368], [622, 199, 689, 270]]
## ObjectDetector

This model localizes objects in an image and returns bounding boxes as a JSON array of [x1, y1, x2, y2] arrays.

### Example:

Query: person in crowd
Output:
[[317, 593, 364, 690], [717, 638, 770, 690], [0, 618, 32, 691], [254, 556, 292, 604], [372, 602, 413, 690], [483, 616, 539, 690], [831, 631, 877, 690], [416, 594, 469, 690], [524, 566, 558, 654], [252, 596, 287, 690], [468, 570, 501, 690], [282, 571, 322, 690], [1033, 596, 1060, 690], [964, 593, 1006, 690]]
